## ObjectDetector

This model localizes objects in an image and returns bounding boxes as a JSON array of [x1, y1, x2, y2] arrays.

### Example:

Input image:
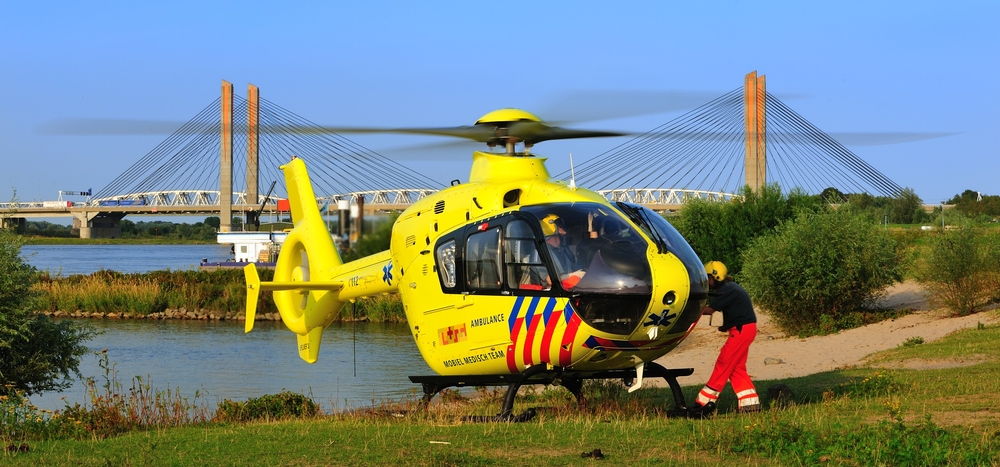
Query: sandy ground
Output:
[[648, 281, 1000, 389]]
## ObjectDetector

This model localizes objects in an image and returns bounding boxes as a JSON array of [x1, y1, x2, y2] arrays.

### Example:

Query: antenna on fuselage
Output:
[[568, 153, 577, 190]]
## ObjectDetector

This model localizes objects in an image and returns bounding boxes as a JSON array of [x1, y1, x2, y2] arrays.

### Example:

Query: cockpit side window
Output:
[[435, 239, 457, 289], [465, 227, 502, 291], [503, 220, 551, 291]]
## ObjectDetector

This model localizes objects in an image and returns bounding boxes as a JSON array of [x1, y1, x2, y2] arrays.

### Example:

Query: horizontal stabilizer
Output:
[[256, 280, 345, 292]]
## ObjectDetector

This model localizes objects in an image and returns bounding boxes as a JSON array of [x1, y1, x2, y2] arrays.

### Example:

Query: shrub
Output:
[[740, 209, 901, 335], [214, 391, 319, 422], [912, 227, 1000, 315], [343, 294, 406, 322], [342, 214, 398, 262], [0, 222, 94, 395], [675, 183, 824, 275]]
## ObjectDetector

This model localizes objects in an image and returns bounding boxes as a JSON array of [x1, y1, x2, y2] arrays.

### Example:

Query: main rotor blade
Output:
[[38, 118, 630, 146], [506, 121, 627, 145], [825, 132, 958, 146], [539, 90, 726, 124], [37, 119, 201, 135], [634, 130, 956, 146], [308, 125, 498, 141], [38, 119, 955, 147]]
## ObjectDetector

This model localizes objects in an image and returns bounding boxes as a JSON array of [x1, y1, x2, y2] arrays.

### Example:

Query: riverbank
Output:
[[37, 307, 276, 321], [32, 269, 406, 322]]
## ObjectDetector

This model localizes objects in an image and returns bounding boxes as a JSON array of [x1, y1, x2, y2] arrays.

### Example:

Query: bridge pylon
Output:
[[220, 80, 234, 232], [246, 83, 260, 229], [744, 71, 766, 192]]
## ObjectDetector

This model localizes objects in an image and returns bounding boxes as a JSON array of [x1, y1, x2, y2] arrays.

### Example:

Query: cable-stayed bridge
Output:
[[2, 72, 903, 238]]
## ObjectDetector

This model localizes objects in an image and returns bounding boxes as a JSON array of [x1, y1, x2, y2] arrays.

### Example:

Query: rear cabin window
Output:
[[465, 227, 502, 290]]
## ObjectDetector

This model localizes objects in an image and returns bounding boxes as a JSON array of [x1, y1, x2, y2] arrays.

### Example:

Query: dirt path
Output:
[[649, 281, 1000, 388]]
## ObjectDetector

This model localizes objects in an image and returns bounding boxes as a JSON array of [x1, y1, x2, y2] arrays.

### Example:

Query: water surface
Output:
[[22, 244, 232, 275], [21, 244, 434, 413], [30, 318, 432, 412]]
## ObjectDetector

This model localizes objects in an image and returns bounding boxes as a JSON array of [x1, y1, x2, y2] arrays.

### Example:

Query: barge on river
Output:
[[199, 231, 288, 271]]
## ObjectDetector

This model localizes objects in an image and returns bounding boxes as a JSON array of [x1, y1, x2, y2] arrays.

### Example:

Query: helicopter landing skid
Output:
[[409, 362, 694, 422]]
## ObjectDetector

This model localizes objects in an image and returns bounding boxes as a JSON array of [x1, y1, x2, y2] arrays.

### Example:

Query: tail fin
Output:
[[243, 158, 347, 364]]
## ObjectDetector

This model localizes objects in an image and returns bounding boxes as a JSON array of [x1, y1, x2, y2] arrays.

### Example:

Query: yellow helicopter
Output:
[[243, 108, 709, 421]]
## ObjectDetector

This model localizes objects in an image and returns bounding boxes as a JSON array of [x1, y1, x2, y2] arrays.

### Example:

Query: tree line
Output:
[[24, 217, 233, 241]]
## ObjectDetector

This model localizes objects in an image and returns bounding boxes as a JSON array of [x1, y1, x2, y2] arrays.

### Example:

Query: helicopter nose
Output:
[[673, 268, 708, 334], [651, 253, 707, 337]]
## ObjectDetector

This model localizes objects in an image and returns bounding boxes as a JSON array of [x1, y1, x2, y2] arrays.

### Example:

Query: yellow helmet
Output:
[[705, 261, 727, 281], [540, 214, 562, 237]]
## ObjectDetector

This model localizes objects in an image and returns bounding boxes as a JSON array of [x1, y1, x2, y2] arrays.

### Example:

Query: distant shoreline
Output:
[[37, 308, 281, 322], [22, 236, 214, 245]]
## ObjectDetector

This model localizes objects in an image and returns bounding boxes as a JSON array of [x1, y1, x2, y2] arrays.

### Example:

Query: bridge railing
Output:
[[82, 188, 442, 209], [318, 189, 440, 207], [0, 201, 46, 209], [5, 187, 734, 213], [596, 188, 739, 205]]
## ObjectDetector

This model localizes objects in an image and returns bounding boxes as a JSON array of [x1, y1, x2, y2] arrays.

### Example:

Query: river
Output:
[[21, 244, 233, 275], [20, 245, 434, 412]]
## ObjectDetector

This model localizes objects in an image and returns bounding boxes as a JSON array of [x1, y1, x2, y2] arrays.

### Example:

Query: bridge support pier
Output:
[[72, 212, 125, 239], [2, 217, 26, 234]]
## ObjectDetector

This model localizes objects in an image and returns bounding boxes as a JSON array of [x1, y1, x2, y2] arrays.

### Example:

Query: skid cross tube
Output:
[[409, 362, 694, 421]]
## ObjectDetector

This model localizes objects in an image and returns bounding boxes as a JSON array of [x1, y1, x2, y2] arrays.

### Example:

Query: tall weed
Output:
[[33, 269, 278, 316], [59, 350, 212, 438], [1, 350, 211, 442]]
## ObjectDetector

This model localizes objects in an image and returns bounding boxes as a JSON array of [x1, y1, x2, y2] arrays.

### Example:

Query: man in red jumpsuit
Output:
[[689, 261, 761, 417]]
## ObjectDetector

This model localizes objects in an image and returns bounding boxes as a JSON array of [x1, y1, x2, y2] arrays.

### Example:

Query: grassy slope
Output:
[[6, 316, 1000, 466]]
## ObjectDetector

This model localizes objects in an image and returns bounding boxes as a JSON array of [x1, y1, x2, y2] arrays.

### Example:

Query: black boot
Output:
[[688, 401, 716, 418]]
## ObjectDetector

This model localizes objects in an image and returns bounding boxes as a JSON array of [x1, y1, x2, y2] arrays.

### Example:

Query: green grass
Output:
[[4, 320, 1000, 466]]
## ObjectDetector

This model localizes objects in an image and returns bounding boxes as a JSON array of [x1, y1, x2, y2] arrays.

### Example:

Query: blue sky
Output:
[[2, 1, 997, 211]]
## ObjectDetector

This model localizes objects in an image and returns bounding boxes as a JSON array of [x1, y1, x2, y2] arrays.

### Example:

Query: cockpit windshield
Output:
[[615, 202, 708, 291], [521, 203, 652, 294]]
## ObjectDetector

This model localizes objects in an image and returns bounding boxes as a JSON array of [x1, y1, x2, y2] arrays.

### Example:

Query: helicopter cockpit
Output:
[[434, 203, 654, 333], [434, 203, 652, 293]]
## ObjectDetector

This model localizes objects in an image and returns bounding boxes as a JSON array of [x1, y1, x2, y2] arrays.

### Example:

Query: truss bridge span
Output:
[[596, 188, 739, 212]]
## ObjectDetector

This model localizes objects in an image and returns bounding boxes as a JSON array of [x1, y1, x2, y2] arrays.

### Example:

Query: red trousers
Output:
[[695, 323, 759, 408]]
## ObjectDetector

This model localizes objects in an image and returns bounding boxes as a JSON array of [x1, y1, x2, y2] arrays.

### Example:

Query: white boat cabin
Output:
[[217, 232, 288, 263]]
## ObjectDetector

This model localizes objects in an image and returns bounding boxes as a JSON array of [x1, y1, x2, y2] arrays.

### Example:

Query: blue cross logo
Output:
[[644, 311, 676, 327], [382, 260, 393, 285]]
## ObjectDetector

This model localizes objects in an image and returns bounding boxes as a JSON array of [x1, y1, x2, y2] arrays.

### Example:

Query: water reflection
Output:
[[30, 319, 432, 412]]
